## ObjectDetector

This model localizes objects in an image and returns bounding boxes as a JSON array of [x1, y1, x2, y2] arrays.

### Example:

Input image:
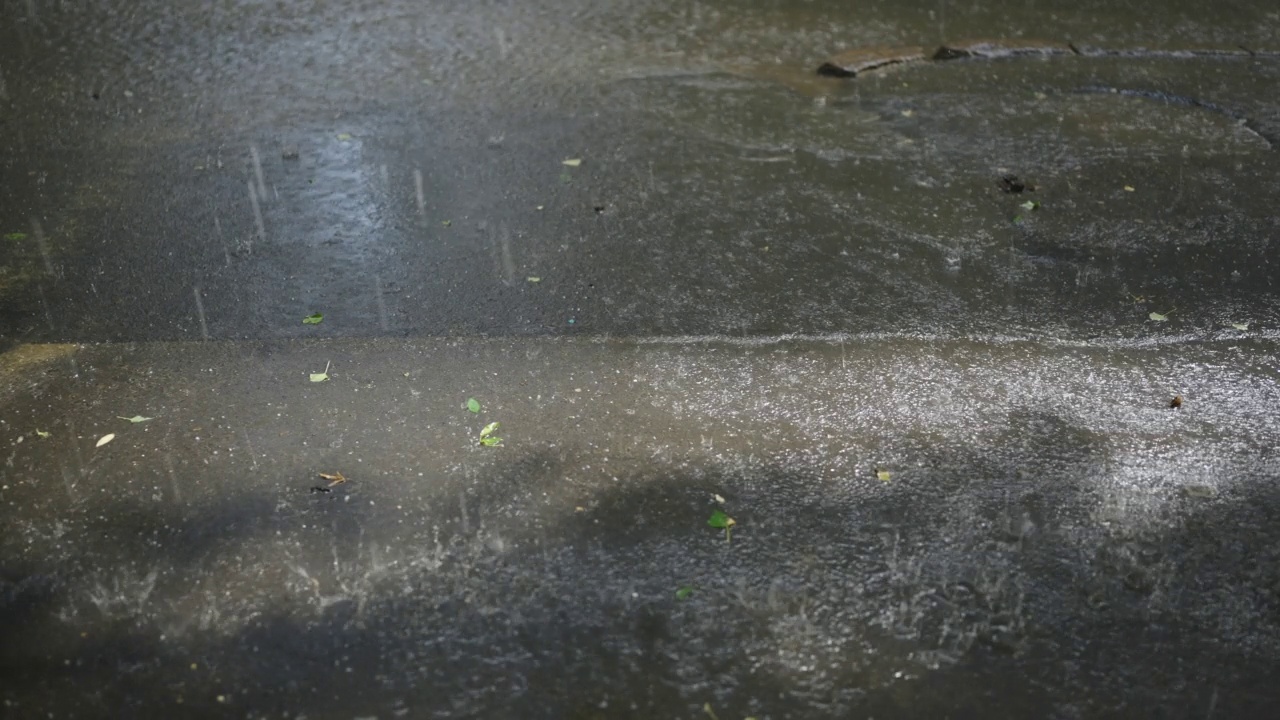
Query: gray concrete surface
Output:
[[2, 0, 1280, 718]]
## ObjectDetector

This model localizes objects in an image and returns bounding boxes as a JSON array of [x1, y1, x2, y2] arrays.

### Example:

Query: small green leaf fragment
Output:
[[1019, 200, 1040, 211], [302, 313, 324, 325], [441, 219, 452, 227], [479, 436, 502, 447], [562, 158, 582, 167], [1231, 322, 1249, 331], [1149, 312, 1168, 322], [310, 361, 331, 383], [559, 172, 572, 184], [336, 133, 352, 141], [466, 398, 481, 413], [480, 421, 500, 439], [118, 415, 154, 423], [877, 470, 892, 482], [4, 232, 27, 241], [1012, 215, 1024, 223], [36, 429, 51, 439], [526, 276, 541, 283], [675, 586, 694, 600], [707, 510, 736, 529]]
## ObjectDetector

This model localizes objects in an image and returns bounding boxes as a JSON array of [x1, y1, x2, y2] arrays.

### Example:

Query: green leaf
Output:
[[466, 398, 481, 413], [675, 586, 694, 600], [1012, 215, 1024, 223], [1149, 312, 1168, 322], [479, 421, 503, 446], [562, 158, 582, 167], [336, 133, 352, 141], [441, 219, 452, 227], [4, 232, 26, 241], [1231, 322, 1249, 331], [302, 313, 324, 325], [117, 415, 154, 423], [1019, 200, 1041, 211], [310, 361, 331, 383], [876, 469, 892, 482], [36, 429, 51, 439], [526, 276, 541, 283], [707, 510, 733, 528]]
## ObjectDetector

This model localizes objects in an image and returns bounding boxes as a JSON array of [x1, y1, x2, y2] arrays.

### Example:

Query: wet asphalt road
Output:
[[3, 1, 1280, 718]]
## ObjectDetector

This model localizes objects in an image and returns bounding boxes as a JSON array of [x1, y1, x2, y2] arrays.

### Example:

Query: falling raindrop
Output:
[[499, 229, 516, 286], [495, 27, 510, 60], [36, 283, 54, 331], [193, 285, 210, 340], [68, 421, 85, 478], [241, 429, 259, 470], [214, 215, 230, 266], [30, 218, 55, 277], [380, 163, 389, 190], [164, 453, 182, 504], [248, 180, 265, 249], [0, 67, 8, 101], [250, 144, 267, 199], [59, 461, 77, 503], [374, 274, 389, 331], [414, 167, 424, 215]]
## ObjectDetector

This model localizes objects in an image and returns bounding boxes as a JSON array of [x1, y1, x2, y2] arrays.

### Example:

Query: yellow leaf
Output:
[[562, 158, 582, 167], [877, 470, 891, 482], [96, 433, 115, 448]]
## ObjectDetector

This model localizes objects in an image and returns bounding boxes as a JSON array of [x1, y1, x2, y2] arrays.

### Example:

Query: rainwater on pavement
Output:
[[2, 1, 1279, 718]]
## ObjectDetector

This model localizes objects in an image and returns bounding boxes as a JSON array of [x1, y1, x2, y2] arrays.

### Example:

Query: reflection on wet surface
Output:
[[1, 0, 1278, 343]]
